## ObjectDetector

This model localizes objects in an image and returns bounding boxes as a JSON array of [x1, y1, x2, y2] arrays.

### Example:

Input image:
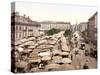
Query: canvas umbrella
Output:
[[61, 58, 72, 64], [48, 40, 56, 45], [60, 35, 70, 52], [51, 36, 57, 41], [30, 53, 39, 59], [22, 41, 33, 46], [45, 64, 61, 71], [38, 51, 51, 57], [52, 50, 61, 55], [39, 31, 45, 36], [44, 45, 54, 49], [19, 44, 25, 47], [15, 40, 22, 45], [28, 37, 35, 41], [61, 64, 74, 70], [61, 44, 70, 52], [59, 52, 69, 56], [22, 49, 32, 54], [56, 31, 64, 39], [20, 38, 27, 43], [16, 61, 28, 68], [31, 67, 40, 72], [41, 56, 51, 61], [17, 47, 24, 52], [60, 35, 67, 44], [38, 39, 47, 45], [37, 45, 45, 49], [28, 57, 41, 63], [28, 45, 35, 49], [52, 56, 62, 64]]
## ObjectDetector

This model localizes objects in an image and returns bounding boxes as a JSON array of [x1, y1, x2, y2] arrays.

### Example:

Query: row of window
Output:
[[41, 24, 70, 30], [15, 32, 34, 40], [11, 25, 36, 31]]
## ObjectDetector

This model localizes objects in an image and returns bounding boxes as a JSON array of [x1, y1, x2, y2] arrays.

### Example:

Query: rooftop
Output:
[[89, 12, 97, 21], [11, 12, 41, 27], [40, 21, 70, 24]]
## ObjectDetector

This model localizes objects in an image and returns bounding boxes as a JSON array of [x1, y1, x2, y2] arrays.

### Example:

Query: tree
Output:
[[46, 28, 61, 35], [64, 29, 71, 37]]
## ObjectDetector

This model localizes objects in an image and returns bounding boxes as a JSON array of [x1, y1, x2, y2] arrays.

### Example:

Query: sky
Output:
[[15, 1, 97, 24]]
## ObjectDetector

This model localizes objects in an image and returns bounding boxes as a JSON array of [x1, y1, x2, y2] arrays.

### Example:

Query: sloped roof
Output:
[[11, 12, 40, 27]]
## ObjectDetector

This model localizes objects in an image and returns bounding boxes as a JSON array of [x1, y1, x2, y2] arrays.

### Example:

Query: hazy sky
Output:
[[15, 2, 97, 24]]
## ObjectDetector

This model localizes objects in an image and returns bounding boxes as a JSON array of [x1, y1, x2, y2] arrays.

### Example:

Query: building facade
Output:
[[79, 22, 88, 32], [88, 12, 97, 44], [40, 21, 71, 32], [11, 12, 41, 42], [71, 24, 79, 32]]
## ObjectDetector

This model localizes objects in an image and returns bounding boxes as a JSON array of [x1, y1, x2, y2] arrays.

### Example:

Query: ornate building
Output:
[[79, 22, 88, 32], [40, 21, 71, 32], [11, 12, 41, 45], [88, 12, 97, 44]]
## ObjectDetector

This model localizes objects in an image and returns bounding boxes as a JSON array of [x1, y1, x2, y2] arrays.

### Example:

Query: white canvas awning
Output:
[[61, 58, 72, 64], [52, 50, 61, 55], [45, 64, 61, 70], [41, 56, 51, 61], [59, 52, 69, 56], [61, 44, 70, 51], [28, 45, 36, 49], [22, 41, 34, 46], [16, 61, 28, 68], [52, 56, 62, 64], [38, 39, 47, 45], [29, 58, 41, 63], [60, 35, 70, 52], [16, 46, 24, 52], [38, 51, 51, 57]]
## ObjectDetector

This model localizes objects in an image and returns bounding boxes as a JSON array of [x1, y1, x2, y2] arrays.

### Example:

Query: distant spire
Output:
[[75, 19, 78, 31], [76, 20, 77, 25]]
